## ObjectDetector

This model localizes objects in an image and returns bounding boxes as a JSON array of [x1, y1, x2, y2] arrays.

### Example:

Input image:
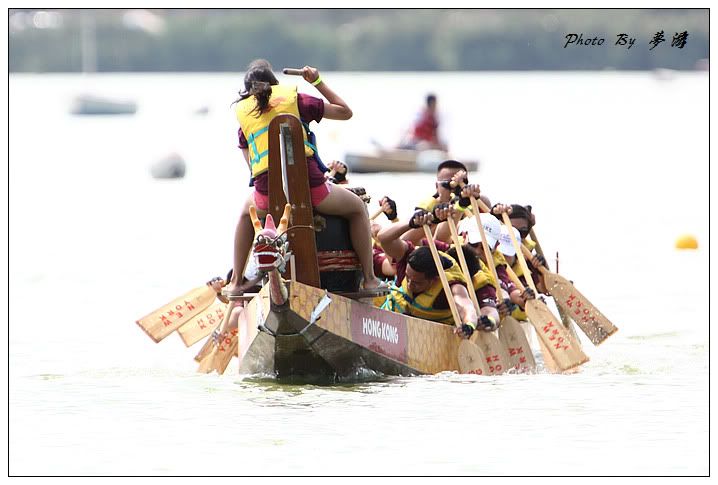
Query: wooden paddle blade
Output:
[[525, 300, 589, 371], [177, 302, 226, 347], [457, 340, 491, 375], [197, 347, 218, 373], [543, 272, 618, 345], [136, 286, 216, 343], [210, 328, 239, 374], [194, 336, 215, 362], [498, 316, 537, 373], [473, 331, 510, 375]]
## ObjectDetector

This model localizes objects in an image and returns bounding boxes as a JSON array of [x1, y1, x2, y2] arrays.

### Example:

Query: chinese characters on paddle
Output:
[[563, 31, 689, 49]]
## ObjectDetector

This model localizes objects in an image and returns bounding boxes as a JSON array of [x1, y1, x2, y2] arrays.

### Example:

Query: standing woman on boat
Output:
[[224, 59, 382, 297]]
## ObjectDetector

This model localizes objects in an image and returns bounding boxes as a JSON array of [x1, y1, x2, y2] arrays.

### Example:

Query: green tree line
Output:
[[9, 8, 709, 72]]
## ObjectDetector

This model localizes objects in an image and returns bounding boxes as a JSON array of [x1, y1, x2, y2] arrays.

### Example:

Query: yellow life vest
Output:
[[492, 249, 507, 268], [235, 84, 315, 178], [416, 195, 439, 212], [380, 252, 467, 324], [511, 240, 538, 278], [416, 195, 467, 213], [511, 306, 528, 321], [472, 260, 497, 291]]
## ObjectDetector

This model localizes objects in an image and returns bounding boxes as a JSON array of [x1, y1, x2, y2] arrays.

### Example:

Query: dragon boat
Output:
[[139, 115, 618, 381], [215, 114, 526, 383]]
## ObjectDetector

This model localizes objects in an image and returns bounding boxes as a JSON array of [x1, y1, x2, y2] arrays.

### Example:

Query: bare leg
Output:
[[315, 186, 380, 288], [225, 194, 256, 296]]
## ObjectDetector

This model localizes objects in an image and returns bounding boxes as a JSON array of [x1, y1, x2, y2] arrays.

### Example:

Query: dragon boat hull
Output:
[[237, 281, 466, 383]]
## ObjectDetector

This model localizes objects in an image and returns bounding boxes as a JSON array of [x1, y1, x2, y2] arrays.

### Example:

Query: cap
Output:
[[498, 225, 521, 256], [457, 213, 500, 248]]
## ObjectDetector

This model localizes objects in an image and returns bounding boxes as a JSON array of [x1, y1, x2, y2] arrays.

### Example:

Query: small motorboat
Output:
[[344, 148, 479, 174], [70, 94, 137, 115]]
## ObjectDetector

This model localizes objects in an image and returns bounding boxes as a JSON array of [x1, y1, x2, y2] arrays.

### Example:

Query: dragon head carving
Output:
[[250, 204, 291, 273]]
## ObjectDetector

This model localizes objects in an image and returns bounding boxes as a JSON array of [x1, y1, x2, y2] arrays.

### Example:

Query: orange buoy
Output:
[[675, 234, 698, 250]]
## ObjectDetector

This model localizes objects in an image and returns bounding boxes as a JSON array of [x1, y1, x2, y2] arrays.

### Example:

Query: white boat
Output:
[[344, 148, 479, 174], [70, 94, 137, 115]]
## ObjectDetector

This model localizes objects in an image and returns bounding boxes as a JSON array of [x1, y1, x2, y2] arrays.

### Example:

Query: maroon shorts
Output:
[[476, 285, 498, 308], [252, 182, 331, 211]]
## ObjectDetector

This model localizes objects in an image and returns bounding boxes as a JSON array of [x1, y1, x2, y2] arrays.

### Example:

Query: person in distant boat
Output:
[[224, 59, 383, 297], [399, 93, 447, 151], [375, 208, 483, 338]]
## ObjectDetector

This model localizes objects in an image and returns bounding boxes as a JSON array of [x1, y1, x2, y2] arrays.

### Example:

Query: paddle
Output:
[[497, 209, 589, 371], [195, 203, 286, 370], [466, 196, 536, 373], [421, 225, 490, 375], [446, 215, 510, 375], [197, 300, 239, 374], [282, 68, 303, 76], [136, 284, 217, 343], [519, 243, 618, 345], [527, 228, 580, 341], [177, 301, 224, 347], [178, 293, 261, 347], [504, 263, 558, 372]]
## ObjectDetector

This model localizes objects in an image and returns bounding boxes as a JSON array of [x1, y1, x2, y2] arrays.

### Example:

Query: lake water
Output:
[[8, 71, 709, 476]]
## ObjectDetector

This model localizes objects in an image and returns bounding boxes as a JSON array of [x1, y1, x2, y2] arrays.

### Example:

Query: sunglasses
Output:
[[517, 227, 531, 239], [436, 179, 453, 189]]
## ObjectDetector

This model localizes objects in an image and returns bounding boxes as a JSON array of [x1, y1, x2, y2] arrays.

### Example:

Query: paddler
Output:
[[403, 160, 483, 245], [370, 196, 400, 280], [325, 160, 349, 185], [444, 243, 500, 331], [204, 270, 254, 343], [490, 203, 548, 294], [224, 59, 384, 298], [375, 207, 480, 338], [457, 214, 536, 321]]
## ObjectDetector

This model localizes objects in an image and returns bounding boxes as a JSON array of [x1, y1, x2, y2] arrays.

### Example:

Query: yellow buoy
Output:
[[675, 234, 698, 250]]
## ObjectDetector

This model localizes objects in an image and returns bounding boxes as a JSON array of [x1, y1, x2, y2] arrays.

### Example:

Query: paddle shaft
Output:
[[422, 225, 462, 326], [282, 68, 303, 76], [529, 228, 546, 260], [197, 299, 238, 372], [524, 228, 575, 332], [446, 216, 480, 313], [448, 214, 512, 375], [474, 198, 538, 295], [520, 245, 568, 295], [500, 212, 538, 294], [469, 197, 506, 300]]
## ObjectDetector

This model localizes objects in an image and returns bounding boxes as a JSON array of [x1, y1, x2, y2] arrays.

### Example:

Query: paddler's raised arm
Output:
[[377, 209, 434, 262], [299, 65, 353, 120]]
